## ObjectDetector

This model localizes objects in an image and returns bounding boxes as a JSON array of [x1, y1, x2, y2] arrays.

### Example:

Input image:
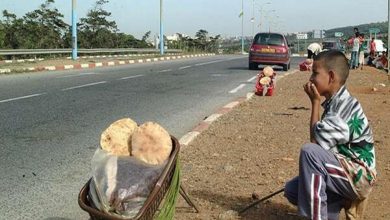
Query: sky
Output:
[[0, 0, 388, 39]]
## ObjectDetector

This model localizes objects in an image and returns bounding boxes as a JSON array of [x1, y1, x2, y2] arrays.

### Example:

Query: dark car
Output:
[[249, 32, 291, 71], [322, 40, 345, 53]]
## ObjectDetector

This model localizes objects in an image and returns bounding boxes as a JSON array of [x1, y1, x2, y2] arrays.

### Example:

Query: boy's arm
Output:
[[309, 100, 320, 143], [303, 82, 321, 143]]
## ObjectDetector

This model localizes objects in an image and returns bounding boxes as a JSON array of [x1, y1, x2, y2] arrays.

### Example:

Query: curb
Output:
[[0, 53, 215, 74], [178, 69, 299, 148], [178, 93, 254, 147], [0, 53, 180, 64]]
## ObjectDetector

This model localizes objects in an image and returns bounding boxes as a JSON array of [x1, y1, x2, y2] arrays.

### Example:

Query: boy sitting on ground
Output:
[[284, 50, 376, 220]]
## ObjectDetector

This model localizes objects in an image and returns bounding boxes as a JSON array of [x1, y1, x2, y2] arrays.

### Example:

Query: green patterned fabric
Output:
[[155, 159, 181, 220], [314, 86, 376, 197]]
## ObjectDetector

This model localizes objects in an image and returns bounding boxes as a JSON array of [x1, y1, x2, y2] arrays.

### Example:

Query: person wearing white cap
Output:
[[307, 42, 322, 59]]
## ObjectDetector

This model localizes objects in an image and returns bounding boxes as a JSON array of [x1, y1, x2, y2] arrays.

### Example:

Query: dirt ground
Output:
[[175, 66, 390, 220]]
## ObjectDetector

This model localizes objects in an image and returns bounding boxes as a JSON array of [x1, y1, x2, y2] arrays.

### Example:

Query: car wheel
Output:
[[283, 63, 288, 71], [249, 62, 258, 70]]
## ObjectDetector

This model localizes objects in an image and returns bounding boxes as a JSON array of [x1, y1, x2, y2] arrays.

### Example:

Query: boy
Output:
[[284, 50, 376, 220]]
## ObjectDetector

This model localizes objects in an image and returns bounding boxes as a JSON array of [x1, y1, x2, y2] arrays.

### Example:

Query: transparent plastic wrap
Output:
[[89, 148, 166, 218]]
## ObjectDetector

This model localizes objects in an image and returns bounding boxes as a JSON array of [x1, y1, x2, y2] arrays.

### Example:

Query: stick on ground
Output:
[[239, 188, 285, 214]]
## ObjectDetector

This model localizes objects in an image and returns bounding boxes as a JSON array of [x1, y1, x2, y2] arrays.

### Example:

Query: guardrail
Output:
[[0, 48, 182, 56]]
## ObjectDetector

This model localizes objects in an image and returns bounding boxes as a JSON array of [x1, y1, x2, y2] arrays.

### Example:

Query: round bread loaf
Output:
[[100, 118, 138, 156], [131, 122, 172, 165], [259, 76, 271, 85], [263, 66, 274, 77]]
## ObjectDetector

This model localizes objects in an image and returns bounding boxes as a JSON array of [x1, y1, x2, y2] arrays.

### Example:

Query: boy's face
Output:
[[310, 60, 331, 97]]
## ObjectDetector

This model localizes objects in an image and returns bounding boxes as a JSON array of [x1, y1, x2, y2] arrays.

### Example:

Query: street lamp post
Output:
[[160, 0, 164, 55], [258, 2, 271, 32], [71, 0, 77, 60], [241, 0, 244, 54]]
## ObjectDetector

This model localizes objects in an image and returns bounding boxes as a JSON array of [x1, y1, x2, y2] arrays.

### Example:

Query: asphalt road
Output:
[[0, 55, 303, 220]]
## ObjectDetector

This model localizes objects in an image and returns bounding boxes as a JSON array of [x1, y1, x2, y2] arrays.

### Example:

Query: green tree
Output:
[[195, 29, 208, 50], [1, 10, 24, 49], [22, 0, 68, 48], [79, 0, 118, 48], [0, 21, 4, 48]]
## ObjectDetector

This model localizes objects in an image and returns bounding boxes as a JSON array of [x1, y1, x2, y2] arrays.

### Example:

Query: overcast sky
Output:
[[0, 0, 388, 39]]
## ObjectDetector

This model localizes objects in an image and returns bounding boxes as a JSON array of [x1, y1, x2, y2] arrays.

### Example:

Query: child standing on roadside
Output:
[[284, 50, 376, 220]]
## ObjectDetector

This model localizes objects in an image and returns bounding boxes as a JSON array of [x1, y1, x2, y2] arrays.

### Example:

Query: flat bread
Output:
[[131, 122, 172, 165], [100, 118, 138, 156], [263, 66, 274, 77], [259, 76, 271, 85]]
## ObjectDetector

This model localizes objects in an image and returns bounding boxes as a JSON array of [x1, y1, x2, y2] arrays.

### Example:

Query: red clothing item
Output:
[[370, 41, 376, 53]]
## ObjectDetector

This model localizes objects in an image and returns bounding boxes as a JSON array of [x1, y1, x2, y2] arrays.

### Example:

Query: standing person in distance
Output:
[[369, 37, 376, 58], [307, 42, 322, 59], [358, 33, 365, 70], [350, 33, 360, 69]]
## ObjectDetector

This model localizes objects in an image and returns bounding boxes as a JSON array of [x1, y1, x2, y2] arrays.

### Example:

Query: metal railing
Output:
[[0, 48, 182, 56]]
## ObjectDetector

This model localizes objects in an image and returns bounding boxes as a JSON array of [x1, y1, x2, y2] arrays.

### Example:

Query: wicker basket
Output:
[[78, 136, 180, 220]]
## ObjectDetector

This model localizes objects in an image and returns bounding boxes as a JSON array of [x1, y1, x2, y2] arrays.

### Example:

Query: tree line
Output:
[[0, 0, 221, 53]]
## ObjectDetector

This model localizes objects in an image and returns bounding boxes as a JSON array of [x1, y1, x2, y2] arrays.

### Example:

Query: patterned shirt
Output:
[[313, 86, 376, 198]]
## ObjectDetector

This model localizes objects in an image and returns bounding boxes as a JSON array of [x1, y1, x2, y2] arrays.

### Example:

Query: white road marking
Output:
[[229, 84, 246, 93], [179, 66, 191, 70], [119, 74, 144, 80], [61, 81, 107, 91], [195, 60, 223, 66], [247, 76, 257, 82], [227, 56, 247, 60], [0, 93, 46, 103], [56, 72, 98, 78], [158, 69, 172, 73]]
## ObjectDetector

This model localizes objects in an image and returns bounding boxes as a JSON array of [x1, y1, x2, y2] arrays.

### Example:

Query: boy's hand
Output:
[[303, 82, 321, 103]]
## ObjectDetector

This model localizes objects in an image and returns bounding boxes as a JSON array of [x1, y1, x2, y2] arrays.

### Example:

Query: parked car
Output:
[[249, 32, 291, 71], [322, 40, 345, 52]]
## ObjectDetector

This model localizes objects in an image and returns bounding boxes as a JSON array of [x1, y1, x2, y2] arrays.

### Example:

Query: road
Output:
[[0, 55, 302, 220]]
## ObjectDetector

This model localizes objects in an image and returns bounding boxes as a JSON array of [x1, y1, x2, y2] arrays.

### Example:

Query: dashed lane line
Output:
[[179, 66, 191, 70], [118, 74, 144, 80], [0, 93, 46, 103], [56, 72, 98, 78], [61, 81, 107, 91], [229, 84, 246, 94], [194, 60, 223, 66], [158, 69, 172, 73], [247, 75, 257, 82]]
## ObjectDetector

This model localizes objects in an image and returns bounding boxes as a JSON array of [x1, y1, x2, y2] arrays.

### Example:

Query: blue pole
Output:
[[241, 0, 244, 54], [160, 0, 164, 55], [72, 0, 77, 60]]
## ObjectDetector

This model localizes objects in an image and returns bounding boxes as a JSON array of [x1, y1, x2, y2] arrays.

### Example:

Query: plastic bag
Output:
[[89, 148, 166, 218], [299, 59, 313, 71]]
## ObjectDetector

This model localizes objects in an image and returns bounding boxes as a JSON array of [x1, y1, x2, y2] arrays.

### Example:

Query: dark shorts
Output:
[[307, 49, 315, 59]]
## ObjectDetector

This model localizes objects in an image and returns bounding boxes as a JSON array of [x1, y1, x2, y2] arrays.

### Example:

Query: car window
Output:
[[254, 33, 285, 46]]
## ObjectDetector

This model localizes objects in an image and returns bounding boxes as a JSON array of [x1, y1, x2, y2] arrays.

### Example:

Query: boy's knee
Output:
[[300, 143, 320, 156], [284, 177, 298, 205]]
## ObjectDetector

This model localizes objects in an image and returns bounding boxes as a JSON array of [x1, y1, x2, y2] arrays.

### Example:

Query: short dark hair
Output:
[[314, 50, 349, 84]]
